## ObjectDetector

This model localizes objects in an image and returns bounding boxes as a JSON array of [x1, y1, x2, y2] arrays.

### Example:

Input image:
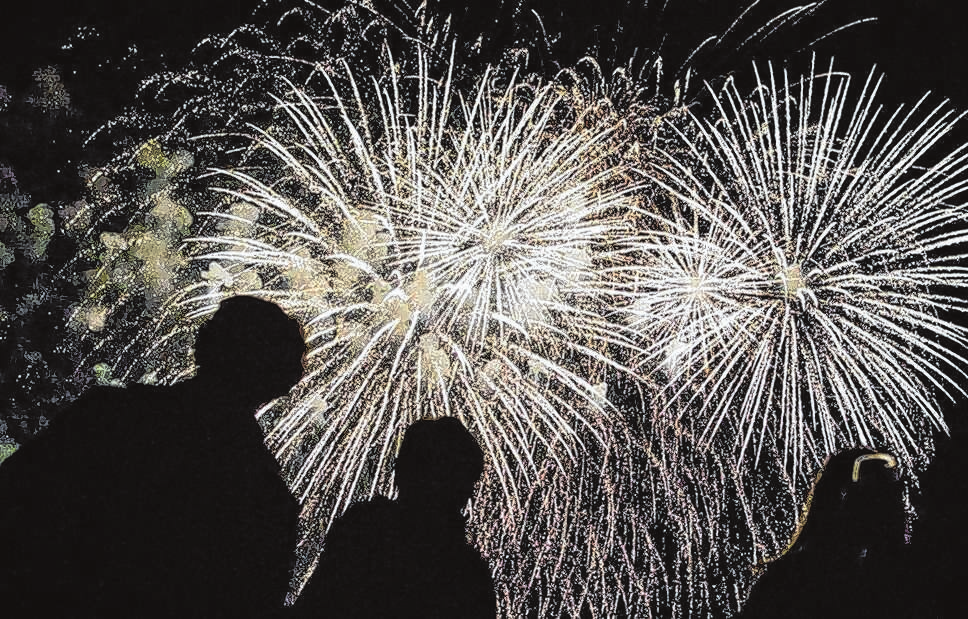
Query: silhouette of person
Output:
[[0, 295, 306, 618], [739, 447, 915, 619], [292, 416, 496, 618]]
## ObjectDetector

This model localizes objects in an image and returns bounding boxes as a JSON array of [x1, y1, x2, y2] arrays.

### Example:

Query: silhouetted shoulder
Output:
[[0, 385, 162, 615], [325, 496, 400, 551], [740, 555, 840, 619], [296, 497, 496, 618], [0, 385, 144, 509], [1, 381, 299, 617], [295, 417, 494, 618], [293, 497, 399, 616]]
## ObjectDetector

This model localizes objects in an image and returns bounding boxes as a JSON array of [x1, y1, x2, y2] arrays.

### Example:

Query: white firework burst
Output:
[[623, 59, 968, 471], [215, 55, 639, 511]]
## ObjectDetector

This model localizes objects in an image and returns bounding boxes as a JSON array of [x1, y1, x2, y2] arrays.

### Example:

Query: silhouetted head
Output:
[[394, 417, 484, 513], [789, 447, 906, 561], [193, 296, 306, 405]]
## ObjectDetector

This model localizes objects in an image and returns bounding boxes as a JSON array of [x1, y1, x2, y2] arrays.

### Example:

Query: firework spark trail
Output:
[[623, 59, 968, 473]]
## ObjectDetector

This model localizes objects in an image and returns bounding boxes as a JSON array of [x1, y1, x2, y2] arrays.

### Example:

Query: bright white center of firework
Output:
[[777, 264, 806, 299], [481, 225, 513, 255], [687, 276, 707, 298]]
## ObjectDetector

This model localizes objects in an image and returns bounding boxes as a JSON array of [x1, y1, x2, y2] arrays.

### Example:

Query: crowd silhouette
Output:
[[0, 295, 496, 618], [0, 294, 961, 617]]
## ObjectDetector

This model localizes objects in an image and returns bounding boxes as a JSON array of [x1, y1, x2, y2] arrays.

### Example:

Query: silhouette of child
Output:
[[0, 295, 306, 618], [293, 417, 496, 618]]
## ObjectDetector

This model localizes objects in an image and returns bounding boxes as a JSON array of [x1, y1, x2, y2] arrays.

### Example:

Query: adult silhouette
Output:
[[292, 417, 496, 618], [739, 447, 915, 619], [0, 295, 306, 618]]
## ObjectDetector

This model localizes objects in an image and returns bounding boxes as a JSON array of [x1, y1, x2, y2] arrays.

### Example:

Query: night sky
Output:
[[1, 0, 965, 203], [3, 0, 966, 430]]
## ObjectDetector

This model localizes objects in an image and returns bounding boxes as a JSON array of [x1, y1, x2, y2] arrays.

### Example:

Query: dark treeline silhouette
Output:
[[739, 447, 917, 619], [291, 416, 497, 619], [0, 296, 305, 617]]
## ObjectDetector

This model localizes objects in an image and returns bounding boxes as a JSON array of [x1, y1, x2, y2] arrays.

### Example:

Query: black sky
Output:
[[0, 0, 963, 198]]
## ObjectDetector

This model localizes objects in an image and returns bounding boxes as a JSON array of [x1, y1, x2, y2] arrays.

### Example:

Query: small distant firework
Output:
[[624, 60, 968, 472]]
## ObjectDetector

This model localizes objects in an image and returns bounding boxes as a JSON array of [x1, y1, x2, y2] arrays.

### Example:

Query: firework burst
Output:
[[623, 60, 968, 472], [213, 51, 643, 510]]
